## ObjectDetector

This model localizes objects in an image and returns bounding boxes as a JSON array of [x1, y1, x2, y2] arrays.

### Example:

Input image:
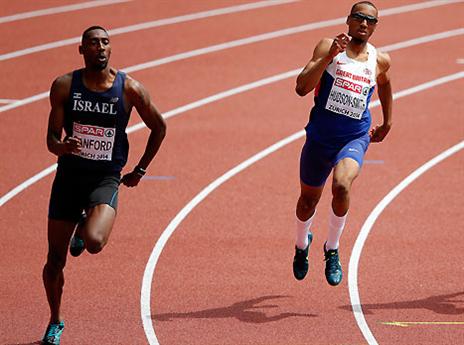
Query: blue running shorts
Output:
[[300, 134, 370, 187]]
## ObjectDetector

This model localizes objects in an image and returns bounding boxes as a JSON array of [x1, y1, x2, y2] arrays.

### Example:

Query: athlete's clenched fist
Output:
[[328, 33, 350, 59]]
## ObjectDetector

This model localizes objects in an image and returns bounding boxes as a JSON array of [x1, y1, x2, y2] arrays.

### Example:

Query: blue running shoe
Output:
[[70, 234, 85, 257], [293, 232, 313, 280], [70, 212, 86, 257], [41, 321, 64, 345], [324, 243, 342, 286]]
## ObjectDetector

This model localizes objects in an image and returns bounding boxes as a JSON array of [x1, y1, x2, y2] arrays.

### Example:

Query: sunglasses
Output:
[[350, 12, 378, 25]]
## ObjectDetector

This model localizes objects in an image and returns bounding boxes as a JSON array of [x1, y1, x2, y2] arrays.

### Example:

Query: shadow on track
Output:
[[153, 295, 317, 323], [340, 291, 464, 315]]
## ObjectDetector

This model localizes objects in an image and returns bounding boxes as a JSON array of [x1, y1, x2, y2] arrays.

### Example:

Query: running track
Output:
[[1, 1, 463, 344]]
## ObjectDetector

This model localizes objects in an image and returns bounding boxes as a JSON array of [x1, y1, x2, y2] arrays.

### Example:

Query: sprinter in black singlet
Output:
[[41, 26, 166, 344]]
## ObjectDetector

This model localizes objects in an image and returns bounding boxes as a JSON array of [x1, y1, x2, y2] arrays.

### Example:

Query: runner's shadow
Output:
[[153, 295, 317, 323], [4, 341, 41, 345], [340, 291, 464, 315]]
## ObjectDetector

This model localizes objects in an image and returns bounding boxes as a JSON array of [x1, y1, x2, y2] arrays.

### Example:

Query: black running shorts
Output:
[[48, 167, 121, 222]]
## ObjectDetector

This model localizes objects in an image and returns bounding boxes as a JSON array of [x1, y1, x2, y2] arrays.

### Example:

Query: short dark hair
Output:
[[350, 1, 377, 14], [81, 26, 108, 42]]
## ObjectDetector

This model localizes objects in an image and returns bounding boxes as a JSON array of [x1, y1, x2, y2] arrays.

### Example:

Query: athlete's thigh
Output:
[[300, 138, 336, 188], [333, 157, 361, 185], [85, 204, 116, 243], [333, 134, 370, 183], [48, 169, 86, 223], [87, 173, 120, 210]]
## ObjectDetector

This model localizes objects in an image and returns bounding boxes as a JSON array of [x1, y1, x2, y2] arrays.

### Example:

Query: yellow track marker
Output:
[[382, 321, 464, 328]]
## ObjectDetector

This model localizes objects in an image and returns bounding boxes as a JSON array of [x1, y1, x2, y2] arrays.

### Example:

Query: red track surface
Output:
[[1, 1, 463, 344]]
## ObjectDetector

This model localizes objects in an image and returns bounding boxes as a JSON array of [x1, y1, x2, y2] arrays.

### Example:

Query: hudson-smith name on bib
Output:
[[325, 68, 372, 120]]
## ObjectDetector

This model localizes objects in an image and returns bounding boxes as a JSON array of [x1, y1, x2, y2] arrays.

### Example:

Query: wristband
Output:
[[134, 166, 146, 176]]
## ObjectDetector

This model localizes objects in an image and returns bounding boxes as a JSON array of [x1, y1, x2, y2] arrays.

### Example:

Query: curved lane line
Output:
[[0, 0, 297, 61], [140, 72, 464, 344], [349, 142, 464, 345]]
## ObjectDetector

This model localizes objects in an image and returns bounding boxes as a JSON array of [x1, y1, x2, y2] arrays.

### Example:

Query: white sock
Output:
[[295, 212, 316, 250], [326, 208, 347, 250]]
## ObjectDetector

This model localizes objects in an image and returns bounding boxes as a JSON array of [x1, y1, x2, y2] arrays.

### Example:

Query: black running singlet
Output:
[[58, 69, 131, 173]]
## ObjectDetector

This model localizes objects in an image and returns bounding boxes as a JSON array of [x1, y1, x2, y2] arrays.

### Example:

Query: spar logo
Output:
[[334, 77, 362, 94], [74, 123, 115, 138]]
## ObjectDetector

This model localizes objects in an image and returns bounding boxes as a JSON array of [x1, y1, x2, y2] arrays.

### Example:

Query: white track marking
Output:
[[0, 0, 130, 24], [126, 70, 299, 134], [380, 28, 464, 52], [349, 141, 464, 345], [140, 70, 464, 344], [0, 0, 459, 62], [0, 99, 18, 104], [1, 23, 462, 114], [0, 164, 58, 208], [0, 91, 49, 113], [0, 0, 297, 61]]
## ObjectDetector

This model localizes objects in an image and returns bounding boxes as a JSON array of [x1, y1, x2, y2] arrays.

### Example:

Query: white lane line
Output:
[[1, 20, 462, 114], [0, 0, 130, 24], [0, 98, 18, 104], [0, 30, 462, 205], [349, 141, 464, 345], [380, 28, 464, 52], [140, 71, 464, 345], [0, 164, 58, 208], [0, 92, 49, 113], [0, 0, 297, 61]]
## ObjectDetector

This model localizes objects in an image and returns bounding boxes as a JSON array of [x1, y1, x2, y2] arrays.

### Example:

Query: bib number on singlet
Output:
[[325, 77, 369, 120], [72, 123, 115, 161]]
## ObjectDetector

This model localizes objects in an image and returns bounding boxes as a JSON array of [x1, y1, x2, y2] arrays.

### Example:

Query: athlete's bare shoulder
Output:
[[317, 38, 334, 52], [123, 74, 146, 98], [52, 72, 72, 88], [123, 74, 151, 110], [376, 50, 391, 75], [311, 37, 334, 60], [50, 72, 73, 101]]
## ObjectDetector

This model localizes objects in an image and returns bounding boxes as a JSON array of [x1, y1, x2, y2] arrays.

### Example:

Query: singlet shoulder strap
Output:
[[112, 70, 126, 95], [70, 69, 84, 90]]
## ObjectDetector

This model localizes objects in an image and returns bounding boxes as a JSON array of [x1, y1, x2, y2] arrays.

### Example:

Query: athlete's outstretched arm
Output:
[[295, 34, 350, 96], [121, 76, 167, 187], [370, 51, 392, 143], [46, 74, 82, 156]]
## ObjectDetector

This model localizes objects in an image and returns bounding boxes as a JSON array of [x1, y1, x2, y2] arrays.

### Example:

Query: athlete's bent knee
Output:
[[332, 180, 350, 199], [85, 237, 107, 254], [298, 194, 319, 213]]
